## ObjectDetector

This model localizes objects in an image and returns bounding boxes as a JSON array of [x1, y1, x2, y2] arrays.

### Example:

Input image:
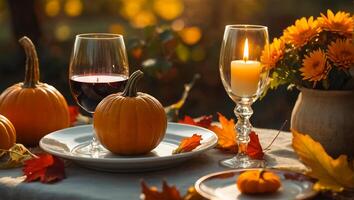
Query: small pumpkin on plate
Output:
[[0, 37, 70, 146], [94, 70, 167, 155], [237, 169, 281, 194], [0, 114, 16, 149]]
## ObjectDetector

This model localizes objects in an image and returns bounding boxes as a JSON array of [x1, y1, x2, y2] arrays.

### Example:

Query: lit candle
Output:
[[231, 38, 262, 97]]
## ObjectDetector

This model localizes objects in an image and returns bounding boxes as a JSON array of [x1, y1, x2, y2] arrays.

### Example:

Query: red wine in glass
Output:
[[70, 74, 128, 113], [69, 33, 129, 156]]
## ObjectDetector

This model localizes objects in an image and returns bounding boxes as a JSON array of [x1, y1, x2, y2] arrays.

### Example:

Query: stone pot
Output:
[[291, 88, 354, 157]]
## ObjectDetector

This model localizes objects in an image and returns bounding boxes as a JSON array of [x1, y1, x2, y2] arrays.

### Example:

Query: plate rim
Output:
[[39, 122, 218, 163], [195, 168, 318, 200]]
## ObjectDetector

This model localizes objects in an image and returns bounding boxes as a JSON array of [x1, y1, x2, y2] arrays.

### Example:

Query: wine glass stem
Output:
[[234, 103, 253, 157], [90, 134, 100, 153], [87, 115, 100, 153]]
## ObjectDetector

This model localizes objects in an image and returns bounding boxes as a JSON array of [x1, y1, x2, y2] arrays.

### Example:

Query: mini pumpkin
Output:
[[237, 169, 281, 194], [0, 114, 16, 149], [94, 70, 167, 155], [0, 37, 70, 146]]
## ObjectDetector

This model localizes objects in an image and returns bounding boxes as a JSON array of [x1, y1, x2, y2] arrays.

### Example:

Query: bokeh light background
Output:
[[0, 0, 352, 129]]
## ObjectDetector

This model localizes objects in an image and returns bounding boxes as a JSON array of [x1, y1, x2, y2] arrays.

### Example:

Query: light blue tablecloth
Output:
[[0, 128, 304, 200]]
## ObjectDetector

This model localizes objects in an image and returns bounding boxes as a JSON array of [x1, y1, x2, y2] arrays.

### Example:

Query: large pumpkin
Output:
[[0, 114, 16, 149], [237, 169, 281, 194], [0, 37, 70, 146], [94, 70, 167, 155]]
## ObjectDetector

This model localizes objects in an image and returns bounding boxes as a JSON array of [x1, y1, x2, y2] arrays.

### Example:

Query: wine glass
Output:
[[219, 25, 269, 168], [69, 33, 129, 156]]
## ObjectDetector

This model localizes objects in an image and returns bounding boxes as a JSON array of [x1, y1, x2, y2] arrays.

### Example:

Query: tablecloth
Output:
[[0, 128, 305, 200]]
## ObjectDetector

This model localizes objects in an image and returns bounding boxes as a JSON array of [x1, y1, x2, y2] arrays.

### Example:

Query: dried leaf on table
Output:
[[23, 154, 65, 183], [178, 115, 213, 129], [208, 113, 238, 153], [0, 144, 36, 169], [247, 131, 264, 160], [173, 134, 202, 154], [141, 180, 182, 200], [292, 129, 354, 192]]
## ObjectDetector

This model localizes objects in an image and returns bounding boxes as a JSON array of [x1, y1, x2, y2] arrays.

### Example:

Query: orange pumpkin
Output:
[[0, 114, 16, 149], [0, 37, 70, 146], [94, 70, 167, 155], [237, 169, 281, 194]]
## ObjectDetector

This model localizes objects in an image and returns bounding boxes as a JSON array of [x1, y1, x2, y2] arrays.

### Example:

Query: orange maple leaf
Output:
[[173, 134, 202, 154], [208, 113, 238, 153], [141, 180, 182, 200], [292, 129, 354, 192]]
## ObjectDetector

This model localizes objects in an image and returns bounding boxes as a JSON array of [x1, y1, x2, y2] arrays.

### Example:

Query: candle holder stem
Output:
[[235, 103, 252, 156], [220, 102, 265, 168]]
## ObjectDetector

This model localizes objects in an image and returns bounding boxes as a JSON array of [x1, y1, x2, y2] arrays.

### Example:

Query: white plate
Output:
[[39, 123, 217, 172], [195, 169, 318, 200]]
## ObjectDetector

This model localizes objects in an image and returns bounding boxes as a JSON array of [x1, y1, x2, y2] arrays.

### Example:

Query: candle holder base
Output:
[[220, 155, 265, 169]]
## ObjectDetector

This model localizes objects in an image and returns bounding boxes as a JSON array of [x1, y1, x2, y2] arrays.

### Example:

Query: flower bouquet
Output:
[[263, 9, 353, 90], [263, 10, 354, 157]]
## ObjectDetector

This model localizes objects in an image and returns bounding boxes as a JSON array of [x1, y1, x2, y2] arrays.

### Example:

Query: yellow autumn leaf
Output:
[[292, 129, 354, 192], [208, 113, 238, 153], [0, 144, 36, 169]]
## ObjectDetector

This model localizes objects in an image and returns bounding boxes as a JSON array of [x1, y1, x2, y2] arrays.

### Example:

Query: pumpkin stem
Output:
[[19, 36, 40, 88], [122, 70, 144, 97], [259, 169, 266, 179]]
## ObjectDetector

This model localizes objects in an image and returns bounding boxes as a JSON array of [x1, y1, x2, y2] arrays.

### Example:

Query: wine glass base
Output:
[[220, 156, 265, 169], [74, 142, 109, 158]]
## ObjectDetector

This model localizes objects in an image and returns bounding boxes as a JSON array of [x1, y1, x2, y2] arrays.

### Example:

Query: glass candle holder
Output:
[[219, 25, 269, 168]]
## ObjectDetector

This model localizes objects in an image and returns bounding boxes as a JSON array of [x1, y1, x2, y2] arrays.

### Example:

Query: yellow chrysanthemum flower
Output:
[[261, 37, 286, 70], [283, 16, 320, 48], [318, 9, 354, 35], [300, 49, 330, 82], [327, 39, 354, 69]]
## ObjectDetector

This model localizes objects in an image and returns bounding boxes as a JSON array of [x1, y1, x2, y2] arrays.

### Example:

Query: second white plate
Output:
[[195, 169, 317, 200], [39, 123, 218, 172]]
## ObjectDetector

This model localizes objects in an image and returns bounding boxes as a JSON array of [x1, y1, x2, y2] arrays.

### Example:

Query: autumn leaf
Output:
[[178, 115, 213, 129], [141, 180, 182, 200], [0, 144, 36, 169], [247, 131, 264, 160], [68, 106, 79, 126], [292, 129, 354, 192], [23, 154, 65, 183], [173, 134, 202, 154], [208, 113, 238, 153]]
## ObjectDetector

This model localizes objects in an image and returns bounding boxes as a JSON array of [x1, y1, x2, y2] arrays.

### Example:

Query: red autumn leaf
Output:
[[179, 115, 213, 129], [208, 113, 238, 154], [23, 154, 65, 183], [69, 106, 79, 125], [141, 180, 182, 200], [247, 131, 264, 159], [173, 134, 202, 154]]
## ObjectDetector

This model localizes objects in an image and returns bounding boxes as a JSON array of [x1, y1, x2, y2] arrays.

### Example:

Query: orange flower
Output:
[[318, 9, 354, 35], [327, 39, 354, 69], [283, 17, 320, 48], [261, 37, 285, 70], [300, 49, 330, 83]]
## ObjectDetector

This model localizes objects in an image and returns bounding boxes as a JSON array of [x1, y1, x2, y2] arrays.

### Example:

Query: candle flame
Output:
[[243, 38, 249, 61]]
